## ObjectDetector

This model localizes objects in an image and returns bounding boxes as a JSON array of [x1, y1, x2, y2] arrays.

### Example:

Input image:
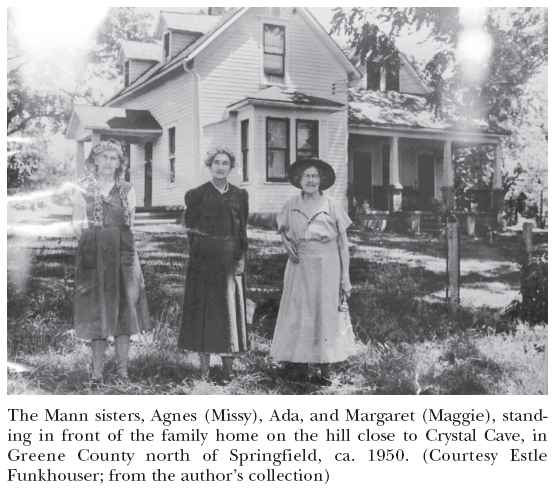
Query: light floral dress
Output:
[[270, 193, 356, 363], [72, 181, 150, 340]]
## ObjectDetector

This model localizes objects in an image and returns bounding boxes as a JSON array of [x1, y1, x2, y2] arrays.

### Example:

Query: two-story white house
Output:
[[66, 7, 508, 230]]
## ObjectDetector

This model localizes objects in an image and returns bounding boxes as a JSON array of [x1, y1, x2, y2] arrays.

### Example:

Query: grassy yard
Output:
[[7, 223, 547, 395]]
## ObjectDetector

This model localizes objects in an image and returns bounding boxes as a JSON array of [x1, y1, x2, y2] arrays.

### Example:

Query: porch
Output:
[[347, 88, 509, 234]]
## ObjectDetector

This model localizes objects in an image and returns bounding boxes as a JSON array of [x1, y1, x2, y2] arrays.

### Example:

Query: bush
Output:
[[518, 253, 548, 324]]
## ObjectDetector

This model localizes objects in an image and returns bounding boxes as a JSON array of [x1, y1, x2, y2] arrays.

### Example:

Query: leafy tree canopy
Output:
[[331, 7, 548, 125]]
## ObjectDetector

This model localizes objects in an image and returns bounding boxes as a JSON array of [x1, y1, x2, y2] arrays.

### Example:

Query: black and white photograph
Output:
[[7, 6, 548, 396]]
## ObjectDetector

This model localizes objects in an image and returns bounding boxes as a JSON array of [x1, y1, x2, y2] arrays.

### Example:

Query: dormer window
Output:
[[386, 66, 400, 92], [163, 32, 171, 62], [366, 61, 380, 91], [124, 60, 130, 88], [366, 60, 400, 92], [264, 24, 285, 77]]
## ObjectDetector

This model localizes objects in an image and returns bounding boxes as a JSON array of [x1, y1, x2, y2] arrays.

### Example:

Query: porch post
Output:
[[91, 132, 101, 147], [441, 140, 455, 210], [75, 141, 85, 179], [492, 143, 505, 227], [388, 136, 403, 212]]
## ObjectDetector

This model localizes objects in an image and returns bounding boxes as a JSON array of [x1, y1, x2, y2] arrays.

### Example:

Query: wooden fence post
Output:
[[446, 220, 460, 316], [523, 222, 533, 264], [467, 214, 475, 237]]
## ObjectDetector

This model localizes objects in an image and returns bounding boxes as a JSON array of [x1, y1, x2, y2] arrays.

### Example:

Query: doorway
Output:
[[144, 141, 153, 207], [352, 151, 373, 208], [417, 154, 435, 209]]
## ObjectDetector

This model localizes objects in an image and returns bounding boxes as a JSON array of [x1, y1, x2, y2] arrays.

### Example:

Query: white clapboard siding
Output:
[[171, 32, 199, 59], [129, 60, 156, 85], [195, 7, 350, 214], [115, 73, 194, 207], [399, 61, 429, 95]]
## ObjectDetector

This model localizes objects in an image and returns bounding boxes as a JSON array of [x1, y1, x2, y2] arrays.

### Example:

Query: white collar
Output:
[[210, 180, 229, 194]]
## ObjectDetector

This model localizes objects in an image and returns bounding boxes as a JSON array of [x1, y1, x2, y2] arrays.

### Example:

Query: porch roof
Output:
[[348, 88, 509, 139], [65, 105, 163, 143], [227, 86, 345, 112]]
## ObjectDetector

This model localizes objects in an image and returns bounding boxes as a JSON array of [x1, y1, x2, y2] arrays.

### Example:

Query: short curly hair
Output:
[[85, 139, 128, 177], [292, 162, 325, 187], [205, 146, 236, 168]]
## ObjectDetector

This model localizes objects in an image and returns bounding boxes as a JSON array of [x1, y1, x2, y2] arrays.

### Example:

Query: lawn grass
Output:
[[7, 226, 547, 395]]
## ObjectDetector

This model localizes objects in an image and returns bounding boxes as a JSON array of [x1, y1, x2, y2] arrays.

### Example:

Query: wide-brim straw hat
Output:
[[287, 158, 336, 191]]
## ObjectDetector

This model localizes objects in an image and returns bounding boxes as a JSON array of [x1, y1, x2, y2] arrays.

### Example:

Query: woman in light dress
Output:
[[72, 139, 150, 385], [270, 158, 356, 385], [178, 147, 249, 381]]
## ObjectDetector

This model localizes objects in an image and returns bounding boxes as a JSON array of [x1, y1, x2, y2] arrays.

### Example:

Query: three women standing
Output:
[[72, 139, 150, 384], [270, 158, 356, 384], [177, 147, 249, 380]]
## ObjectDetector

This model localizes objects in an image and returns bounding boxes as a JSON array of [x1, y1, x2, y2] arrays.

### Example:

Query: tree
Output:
[[7, 8, 153, 189], [84, 7, 154, 82]]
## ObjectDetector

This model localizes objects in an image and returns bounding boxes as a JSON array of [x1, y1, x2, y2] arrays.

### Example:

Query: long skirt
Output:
[[270, 241, 356, 363], [74, 226, 150, 340], [178, 236, 248, 353]]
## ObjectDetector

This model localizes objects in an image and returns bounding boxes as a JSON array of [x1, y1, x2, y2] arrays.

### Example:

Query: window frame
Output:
[[124, 60, 130, 88], [385, 65, 400, 92], [295, 119, 319, 160], [366, 61, 381, 91], [240, 119, 249, 183], [263, 23, 286, 79], [163, 32, 171, 62], [266, 117, 290, 183], [168, 127, 176, 183]]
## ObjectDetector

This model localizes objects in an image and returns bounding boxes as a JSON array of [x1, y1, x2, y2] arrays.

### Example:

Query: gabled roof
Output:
[[107, 9, 244, 105], [107, 8, 360, 106], [153, 11, 222, 39], [65, 105, 162, 141], [227, 86, 345, 112], [118, 41, 160, 67], [349, 47, 431, 94], [349, 88, 509, 137]]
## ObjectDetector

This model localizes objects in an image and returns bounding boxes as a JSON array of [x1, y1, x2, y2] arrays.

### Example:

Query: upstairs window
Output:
[[264, 24, 285, 77], [296, 120, 319, 159], [385, 66, 400, 92], [366, 61, 380, 91], [240, 120, 249, 182], [367, 60, 401, 92], [163, 32, 171, 62], [267, 118, 289, 182], [168, 127, 176, 183], [124, 60, 130, 88]]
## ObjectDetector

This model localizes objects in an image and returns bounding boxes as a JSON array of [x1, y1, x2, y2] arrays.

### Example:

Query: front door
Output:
[[353, 151, 373, 208], [144, 141, 153, 207], [417, 154, 435, 209]]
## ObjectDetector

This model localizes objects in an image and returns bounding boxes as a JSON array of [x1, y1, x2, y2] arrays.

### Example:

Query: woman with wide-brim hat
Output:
[[270, 158, 356, 385], [72, 139, 150, 386]]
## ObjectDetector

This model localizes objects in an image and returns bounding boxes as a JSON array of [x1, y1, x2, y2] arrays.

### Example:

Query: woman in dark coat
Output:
[[178, 146, 249, 380], [72, 139, 150, 385]]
